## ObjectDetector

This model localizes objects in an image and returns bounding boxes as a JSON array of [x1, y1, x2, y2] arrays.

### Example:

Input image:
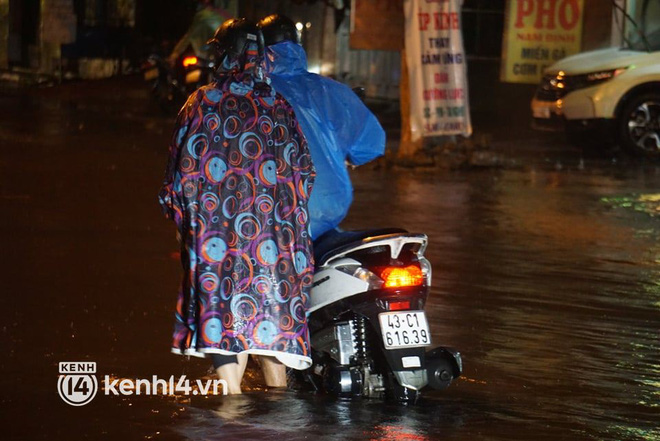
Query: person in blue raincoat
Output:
[[257, 15, 385, 239]]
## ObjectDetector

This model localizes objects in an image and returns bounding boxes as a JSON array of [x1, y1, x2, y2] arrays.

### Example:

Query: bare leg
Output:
[[237, 353, 249, 380], [215, 362, 242, 395], [258, 356, 287, 388]]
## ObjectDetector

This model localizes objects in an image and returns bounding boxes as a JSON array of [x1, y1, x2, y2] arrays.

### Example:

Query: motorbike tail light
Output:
[[419, 257, 432, 287], [353, 267, 384, 290], [182, 56, 198, 67], [388, 300, 411, 311], [380, 265, 424, 288]]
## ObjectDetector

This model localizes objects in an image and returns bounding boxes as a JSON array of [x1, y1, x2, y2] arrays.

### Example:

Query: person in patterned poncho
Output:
[[158, 19, 315, 394]]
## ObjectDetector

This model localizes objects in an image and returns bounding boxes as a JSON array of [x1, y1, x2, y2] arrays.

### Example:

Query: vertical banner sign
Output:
[[404, 0, 472, 141], [501, 0, 584, 84]]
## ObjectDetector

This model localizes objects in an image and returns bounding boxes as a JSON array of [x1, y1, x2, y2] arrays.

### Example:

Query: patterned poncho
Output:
[[159, 48, 315, 370]]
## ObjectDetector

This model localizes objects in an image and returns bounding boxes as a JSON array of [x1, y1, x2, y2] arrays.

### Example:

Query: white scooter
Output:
[[296, 228, 463, 402]]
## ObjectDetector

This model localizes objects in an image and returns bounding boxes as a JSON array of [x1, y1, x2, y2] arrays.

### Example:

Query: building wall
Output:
[[336, 13, 400, 99], [40, 0, 76, 74], [62, 0, 137, 78], [0, 0, 9, 69], [0, 0, 139, 77], [582, 0, 614, 50]]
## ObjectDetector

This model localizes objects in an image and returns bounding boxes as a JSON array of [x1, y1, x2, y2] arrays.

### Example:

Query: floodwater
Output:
[[1, 78, 659, 440]]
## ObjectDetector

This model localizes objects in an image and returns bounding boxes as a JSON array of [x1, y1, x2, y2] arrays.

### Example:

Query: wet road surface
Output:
[[1, 77, 659, 440]]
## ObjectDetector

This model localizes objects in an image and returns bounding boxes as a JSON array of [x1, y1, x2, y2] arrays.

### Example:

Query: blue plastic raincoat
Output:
[[265, 41, 386, 239]]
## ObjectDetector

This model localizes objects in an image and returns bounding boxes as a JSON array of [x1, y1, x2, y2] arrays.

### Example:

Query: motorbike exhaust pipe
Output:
[[425, 347, 462, 390], [324, 365, 363, 397]]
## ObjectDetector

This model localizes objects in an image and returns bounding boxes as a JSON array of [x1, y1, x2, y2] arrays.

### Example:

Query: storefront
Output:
[[0, 0, 655, 85]]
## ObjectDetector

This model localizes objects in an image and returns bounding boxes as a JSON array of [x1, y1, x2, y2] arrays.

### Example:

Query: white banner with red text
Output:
[[404, 0, 472, 141]]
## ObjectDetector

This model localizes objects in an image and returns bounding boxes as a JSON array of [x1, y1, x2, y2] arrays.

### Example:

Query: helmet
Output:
[[257, 14, 300, 46], [207, 18, 265, 60]]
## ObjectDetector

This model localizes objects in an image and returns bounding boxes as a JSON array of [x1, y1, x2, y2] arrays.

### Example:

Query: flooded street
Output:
[[348, 165, 660, 440], [1, 78, 659, 440]]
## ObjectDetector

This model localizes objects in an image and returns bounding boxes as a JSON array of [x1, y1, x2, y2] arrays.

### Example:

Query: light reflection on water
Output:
[[169, 165, 660, 440], [5, 105, 660, 441], [175, 392, 470, 441]]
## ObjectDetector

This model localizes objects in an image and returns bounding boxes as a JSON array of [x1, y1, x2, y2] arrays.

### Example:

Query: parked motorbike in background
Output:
[[294, 228, 463, 402], [142, 50, 216, 114]]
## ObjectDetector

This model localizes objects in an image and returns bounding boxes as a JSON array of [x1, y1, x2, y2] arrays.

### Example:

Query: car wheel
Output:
[[618, 93, 660, 158]]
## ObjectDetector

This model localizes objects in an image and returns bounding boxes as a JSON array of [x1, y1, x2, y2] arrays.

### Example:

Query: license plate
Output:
[[144, 68, 158, 81], [379, 311, 431, 349], [533, 106, 551, 119]]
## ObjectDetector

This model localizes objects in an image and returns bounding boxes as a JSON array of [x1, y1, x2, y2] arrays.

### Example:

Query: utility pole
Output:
[[398, 47, 423, 158]]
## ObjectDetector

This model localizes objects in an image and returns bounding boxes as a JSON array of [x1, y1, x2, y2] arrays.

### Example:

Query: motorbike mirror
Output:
[[352, 87, 366, 102]]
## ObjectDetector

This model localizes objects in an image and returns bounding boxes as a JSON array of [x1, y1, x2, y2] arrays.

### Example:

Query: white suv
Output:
[[531, 29, 660, 157]]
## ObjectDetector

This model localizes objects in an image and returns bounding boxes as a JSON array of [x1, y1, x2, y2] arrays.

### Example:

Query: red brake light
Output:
[[182, 56, 198, 67], [381, 265, 424, 288], [388, 301, 411, 311]]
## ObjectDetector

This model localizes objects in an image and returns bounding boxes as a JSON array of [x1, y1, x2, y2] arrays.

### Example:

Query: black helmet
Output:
[[207, 18, 265, 60], [257, 14, 300, 46]]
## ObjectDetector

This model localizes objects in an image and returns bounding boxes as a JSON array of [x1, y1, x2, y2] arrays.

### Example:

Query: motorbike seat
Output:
[[313, 228, 409, 266]]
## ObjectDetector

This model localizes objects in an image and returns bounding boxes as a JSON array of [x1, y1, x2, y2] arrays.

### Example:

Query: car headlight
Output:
[[537, 67, 629, 101], [584, 67, 628, 84]]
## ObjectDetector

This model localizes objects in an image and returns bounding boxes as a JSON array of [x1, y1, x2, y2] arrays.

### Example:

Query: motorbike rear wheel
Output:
[[152, 79, 184, 115]]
